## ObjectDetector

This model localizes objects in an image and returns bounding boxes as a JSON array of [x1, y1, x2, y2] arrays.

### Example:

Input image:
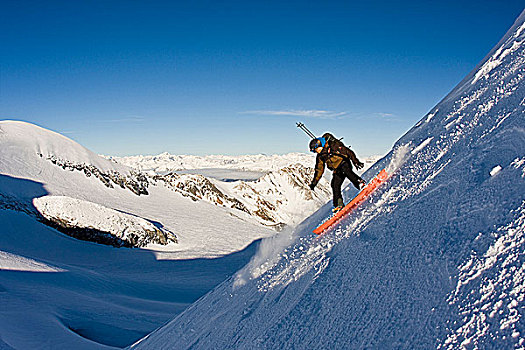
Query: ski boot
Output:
[[332, 198, 344, 213], [332, 205, 343, 213]]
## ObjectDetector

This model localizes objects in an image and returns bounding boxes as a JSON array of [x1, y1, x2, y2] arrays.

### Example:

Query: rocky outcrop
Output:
[[33, 196, 177, 248], [154, 164, 332, 228], [41, 153, 149, 195], [153, 173, 250, 213]]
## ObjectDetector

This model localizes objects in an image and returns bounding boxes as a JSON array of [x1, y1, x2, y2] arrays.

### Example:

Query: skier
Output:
[[308, 133, 366, 212]]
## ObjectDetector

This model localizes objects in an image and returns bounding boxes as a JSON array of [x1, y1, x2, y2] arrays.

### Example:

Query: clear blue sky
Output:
[[1, 1, 523, 157]]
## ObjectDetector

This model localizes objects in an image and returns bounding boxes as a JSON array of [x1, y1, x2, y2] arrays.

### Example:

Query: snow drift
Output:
[[132, 10, 525, 350]]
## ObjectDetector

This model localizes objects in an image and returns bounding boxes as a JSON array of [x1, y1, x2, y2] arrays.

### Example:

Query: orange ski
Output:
[[313, 169, 389, 235]]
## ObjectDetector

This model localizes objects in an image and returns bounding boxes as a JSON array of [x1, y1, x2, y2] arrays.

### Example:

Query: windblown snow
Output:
[[131, 10, 525, 350]]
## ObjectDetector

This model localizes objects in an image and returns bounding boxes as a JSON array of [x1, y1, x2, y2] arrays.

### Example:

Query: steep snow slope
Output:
[[133, 10, 525, 350]]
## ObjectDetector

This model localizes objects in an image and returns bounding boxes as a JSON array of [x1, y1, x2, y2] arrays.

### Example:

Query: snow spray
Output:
[[386, 143, 411, 174], [233, 226, 298, 288]]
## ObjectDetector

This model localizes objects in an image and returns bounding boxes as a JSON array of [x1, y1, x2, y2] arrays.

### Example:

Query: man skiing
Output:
[[308, 132, 366, 212]]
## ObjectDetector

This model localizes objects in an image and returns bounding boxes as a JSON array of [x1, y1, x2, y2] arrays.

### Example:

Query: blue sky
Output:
[[1, 1, 523, 157]]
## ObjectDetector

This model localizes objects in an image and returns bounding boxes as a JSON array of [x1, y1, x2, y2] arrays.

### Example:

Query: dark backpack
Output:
[[322, 132, 348, 150]]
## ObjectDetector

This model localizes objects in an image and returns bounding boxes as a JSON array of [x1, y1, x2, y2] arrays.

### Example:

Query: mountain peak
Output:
[[0, 119, 131, 176]]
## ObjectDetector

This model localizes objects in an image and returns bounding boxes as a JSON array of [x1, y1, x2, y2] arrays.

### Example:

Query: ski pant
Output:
[[331, 160, 363, 207]]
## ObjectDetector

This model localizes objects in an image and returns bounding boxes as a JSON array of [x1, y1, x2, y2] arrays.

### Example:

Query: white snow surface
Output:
[[132, 10, 525, 350], [0, 250, 65, 273], [1, 121, 131, 175], [0, 120, 273, 258], [33, 196, 176, 245]]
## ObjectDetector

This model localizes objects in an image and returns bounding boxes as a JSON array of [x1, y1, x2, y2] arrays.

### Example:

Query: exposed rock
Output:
[[40, 153, 149, 195], [0, 193, 36, 216], [40, 217, 133, 248], [33, 196, 177, 248], [153, 173, 250, 214]]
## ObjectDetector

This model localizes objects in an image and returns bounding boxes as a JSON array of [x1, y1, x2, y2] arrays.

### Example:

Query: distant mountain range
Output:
[[107, 152, 380, 228]]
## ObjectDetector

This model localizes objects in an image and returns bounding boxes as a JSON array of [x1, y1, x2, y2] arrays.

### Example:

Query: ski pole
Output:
[[296, 122, 316, 139]]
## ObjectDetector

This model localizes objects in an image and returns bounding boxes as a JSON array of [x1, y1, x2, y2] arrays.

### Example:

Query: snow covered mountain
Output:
[[0, 120, 337, 251], [151, 164, 332, 229], [0, 121, 278, 349], [107, 152, 378, 228], [132, 10, 525, 350]]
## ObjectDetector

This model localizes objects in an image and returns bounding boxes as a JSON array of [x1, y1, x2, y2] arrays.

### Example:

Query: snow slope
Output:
[[133, 10, 525, 350], [0, 209, 258, 349], [0, 121, 275, 349], [0, 120, 272, 256]]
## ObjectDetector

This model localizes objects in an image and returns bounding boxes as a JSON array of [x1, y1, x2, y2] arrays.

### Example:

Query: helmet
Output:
[[309, 137, 326, 152]]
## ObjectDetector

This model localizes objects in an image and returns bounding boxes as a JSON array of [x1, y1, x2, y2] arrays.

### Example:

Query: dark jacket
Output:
[[311, 133, 361, 186]]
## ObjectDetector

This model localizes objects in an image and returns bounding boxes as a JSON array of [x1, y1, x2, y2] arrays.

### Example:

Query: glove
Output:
[[309, 183, 316, 190], [355, 161, 364, 170]]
